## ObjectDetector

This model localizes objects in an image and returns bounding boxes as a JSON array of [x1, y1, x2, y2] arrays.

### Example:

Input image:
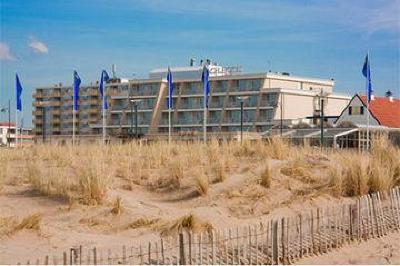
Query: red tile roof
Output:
[[0, 122, 16, 127], [360, 95, 400, 128]]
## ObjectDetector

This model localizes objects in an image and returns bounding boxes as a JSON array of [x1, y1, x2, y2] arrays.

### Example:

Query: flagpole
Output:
[[168, 69, 171, 144], [15, 110, 18, 148], [366, 50, 370, 151], [168, 107, 171, 144], [72, 76, 76, 146], [102, 84, 106, 144], [203, 86, 207, 143]]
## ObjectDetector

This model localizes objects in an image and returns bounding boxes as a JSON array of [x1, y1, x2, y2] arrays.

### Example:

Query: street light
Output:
[[318, 91, 327, 150], [237, 96, 249, 143], [129, 99, 141, 139], [0, 100, 11, 147]]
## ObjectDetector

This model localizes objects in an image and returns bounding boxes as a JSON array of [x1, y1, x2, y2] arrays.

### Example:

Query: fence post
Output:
[[317, 208, 322, 253], [396, 188, 400, 230], [378, 192, 387, 234], [63, 252, 67, 265], [45, 255, 49, 265], [367, 194, 375, 238], [209, 230, 215, 265], [148, 242, 152, 265], [139, 244, 143, 265], [272, 220, 279, 265], [229, 229, 233, 265], [248, 226, 252, 265], [161, 238, 165, 265], [372, 194, 381, 237], [286, 217, 290, 263], [236, 227, 240, 264], [93, 247, 97, 266], [79, 246, 82, 265], [178, 232, 185, 265], [199, 233, 202, 265], [299, 214, 303, 258], [311, 209, 315, 254], [188, 232, 192, 265], [266, 221, 270, 263]]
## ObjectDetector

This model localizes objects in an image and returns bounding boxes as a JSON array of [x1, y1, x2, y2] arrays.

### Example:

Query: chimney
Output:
[[385, 90, 393, 102]]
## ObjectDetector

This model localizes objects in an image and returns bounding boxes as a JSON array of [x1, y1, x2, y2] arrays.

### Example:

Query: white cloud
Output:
[[0, 42, 16, 61], [29, 38, 49, 54]]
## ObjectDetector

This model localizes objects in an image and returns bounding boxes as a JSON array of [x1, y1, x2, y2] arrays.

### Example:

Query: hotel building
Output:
[[32, 61, 351, 142]]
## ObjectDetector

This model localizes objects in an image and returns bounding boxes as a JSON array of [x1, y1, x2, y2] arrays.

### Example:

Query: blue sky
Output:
[[1, 0, 399, 126]]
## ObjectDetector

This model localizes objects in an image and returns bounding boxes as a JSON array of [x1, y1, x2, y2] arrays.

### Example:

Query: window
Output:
[[350, 106, 364, 115]]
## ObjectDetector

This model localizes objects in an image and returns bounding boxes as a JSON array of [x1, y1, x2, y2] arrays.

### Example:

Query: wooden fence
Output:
[[20, 187, 400, 265]]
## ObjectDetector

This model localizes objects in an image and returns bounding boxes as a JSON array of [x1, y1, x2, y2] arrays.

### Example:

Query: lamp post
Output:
[[318, 90, 327, 150], [129, 99, 141, 139], [237, 96, 249, 143]]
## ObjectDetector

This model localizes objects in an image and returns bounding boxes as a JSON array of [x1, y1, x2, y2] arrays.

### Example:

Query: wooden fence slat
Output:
[[63, 252, 67, 265], [210, 231, 215, 265], [199, 233, 202, 265], [396, 188, 400, 230], [229, 229, 233, 265], [236, 227, 240, 264], [139, 243, 143, 265], [272, 220, 278, 265], [299, 214, 303, 258], [160, 239, 165, 265], [93, 247, 97, 266], [311, 209, 315, 254], [248, 226, 252, 265], [286, 217, 290, 263]]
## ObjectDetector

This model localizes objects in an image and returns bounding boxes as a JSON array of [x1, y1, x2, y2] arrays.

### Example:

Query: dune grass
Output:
[[0, 136, 399, 206]]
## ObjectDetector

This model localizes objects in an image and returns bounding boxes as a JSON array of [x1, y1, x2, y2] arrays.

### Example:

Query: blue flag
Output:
[[99, 70, 110, 109], [167, 67, 174, 109], [73, 70, 81, 111], [362, 54, 373, 103], [201, 66, 211, 108], [16, 74, 23, 111]]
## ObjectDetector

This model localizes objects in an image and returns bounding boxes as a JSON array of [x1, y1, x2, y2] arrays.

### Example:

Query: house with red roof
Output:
[[335, 94, 400, 128]]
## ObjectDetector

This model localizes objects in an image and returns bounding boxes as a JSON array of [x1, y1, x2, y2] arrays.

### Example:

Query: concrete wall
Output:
[[325, 97, 350, 116], [266, 78, 333, 94], [274, 93, 314, 121]]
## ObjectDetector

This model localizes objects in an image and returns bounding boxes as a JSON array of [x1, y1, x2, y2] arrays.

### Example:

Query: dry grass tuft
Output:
[[265, 137, 290, 160], [159, 214, 213, 237], [111, 197, 123, 216], [280, 158, 317, 184], [126, 218, 160, 230], [194, 174, 209, 196], [212, 160, 227, 184], [14, 213, 42, 231], [260, 161, 272, 188], [324, 136, 400, 197]]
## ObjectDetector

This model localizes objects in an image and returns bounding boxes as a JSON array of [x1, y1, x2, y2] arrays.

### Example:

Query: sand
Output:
[[0, 150, 398, 264], [299, 232, 400, 265]]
